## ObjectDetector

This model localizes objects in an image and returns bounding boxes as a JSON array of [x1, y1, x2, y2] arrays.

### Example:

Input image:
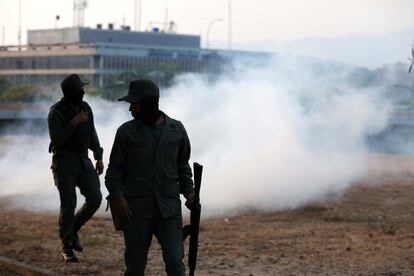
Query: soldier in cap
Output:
[[105, 79, 194, 275], [48, 74, 104, 262]]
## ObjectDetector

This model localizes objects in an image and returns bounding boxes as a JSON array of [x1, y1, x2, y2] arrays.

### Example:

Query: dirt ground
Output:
[[1, 154, 414, 275]]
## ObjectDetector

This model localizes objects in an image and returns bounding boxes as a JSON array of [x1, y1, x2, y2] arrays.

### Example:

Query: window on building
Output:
[[16, 59, 23, 69]]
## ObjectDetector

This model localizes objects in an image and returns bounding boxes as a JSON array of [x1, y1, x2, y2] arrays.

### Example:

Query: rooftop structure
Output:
[[27, 27, 200, 49]]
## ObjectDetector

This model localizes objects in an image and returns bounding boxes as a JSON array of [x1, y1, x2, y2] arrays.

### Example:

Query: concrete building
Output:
[[0, 26, 267, 90]]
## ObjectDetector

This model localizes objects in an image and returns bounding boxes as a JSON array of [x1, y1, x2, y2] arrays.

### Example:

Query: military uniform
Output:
[[48, 98, 103, 246], [105, 112, 193, 275]]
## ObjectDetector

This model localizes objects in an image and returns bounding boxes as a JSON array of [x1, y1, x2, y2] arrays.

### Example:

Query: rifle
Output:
[[183, 162, 203, 276]]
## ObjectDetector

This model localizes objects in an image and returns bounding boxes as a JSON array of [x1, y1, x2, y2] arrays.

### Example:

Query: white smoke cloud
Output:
[[162, 57, 390, 215], [0, 56, 390, 216]]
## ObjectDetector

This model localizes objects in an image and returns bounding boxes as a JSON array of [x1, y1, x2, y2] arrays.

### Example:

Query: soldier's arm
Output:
[[177, 123, 194, 198], [88, 108, 103, 160], [105, 129, 127, 198], [47, 108, 76, 148]]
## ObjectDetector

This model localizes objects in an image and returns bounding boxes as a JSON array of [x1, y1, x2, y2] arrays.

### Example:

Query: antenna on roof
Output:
[[73, 0, 88, 27], [55, 15, 60, 29]]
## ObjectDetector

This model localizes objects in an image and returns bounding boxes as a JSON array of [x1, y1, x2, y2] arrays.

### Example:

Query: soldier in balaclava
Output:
[[48, 74, 104, 262]]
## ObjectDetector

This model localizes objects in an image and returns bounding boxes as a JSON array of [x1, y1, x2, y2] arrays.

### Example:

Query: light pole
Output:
[[228, 0, 232, 50], [135, 0, 142, 31], [206, 18, 222, 49], [18, 0, 21, 49]]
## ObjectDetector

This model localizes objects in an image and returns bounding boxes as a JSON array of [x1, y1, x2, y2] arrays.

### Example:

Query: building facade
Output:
[[0, 27, 267, 90]]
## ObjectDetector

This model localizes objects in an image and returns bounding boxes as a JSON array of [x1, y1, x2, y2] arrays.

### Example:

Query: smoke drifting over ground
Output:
[[0, 56, 390, 216]]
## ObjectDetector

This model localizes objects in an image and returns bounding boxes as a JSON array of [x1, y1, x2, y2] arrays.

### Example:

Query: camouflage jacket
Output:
[[105, 113, 194, 218]]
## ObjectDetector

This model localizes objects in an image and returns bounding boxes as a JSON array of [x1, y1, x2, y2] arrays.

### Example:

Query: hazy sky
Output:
[[1, 0, 414, 47]]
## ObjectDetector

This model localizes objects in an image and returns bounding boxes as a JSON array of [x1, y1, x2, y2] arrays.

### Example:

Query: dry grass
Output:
[[1, 154, 414, 275]]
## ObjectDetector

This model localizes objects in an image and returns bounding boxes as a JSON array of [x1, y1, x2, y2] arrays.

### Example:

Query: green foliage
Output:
[[84, 87, 101, 97], [99, 64, 178, 101], [0, 77, 54, 102], [159, 63, 178, 84], [0, 84, 52, 102], [0, 76, 11, 93], [0, 62, 180, 102]]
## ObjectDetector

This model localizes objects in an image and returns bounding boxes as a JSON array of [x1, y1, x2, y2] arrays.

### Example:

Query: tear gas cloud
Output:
[[0, 56, 391, 216]]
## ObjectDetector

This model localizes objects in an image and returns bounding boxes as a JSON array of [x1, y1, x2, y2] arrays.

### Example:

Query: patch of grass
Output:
[[82, 234, 111, 247]]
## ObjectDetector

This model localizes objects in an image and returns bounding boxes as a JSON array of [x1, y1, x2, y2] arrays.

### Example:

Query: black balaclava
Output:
[[63, 87, 84, 105], [132, 96, 161, 125]]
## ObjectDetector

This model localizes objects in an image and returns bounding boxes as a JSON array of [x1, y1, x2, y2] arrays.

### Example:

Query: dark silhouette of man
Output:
[[105, 79, 194, 275], [48, 74, 103, 262]]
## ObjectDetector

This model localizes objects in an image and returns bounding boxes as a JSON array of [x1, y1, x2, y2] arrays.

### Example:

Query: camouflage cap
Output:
[[118, 79, 160, 103]]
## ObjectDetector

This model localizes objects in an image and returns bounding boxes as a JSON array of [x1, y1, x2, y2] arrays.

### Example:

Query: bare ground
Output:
[[1, 154, 414, 275]]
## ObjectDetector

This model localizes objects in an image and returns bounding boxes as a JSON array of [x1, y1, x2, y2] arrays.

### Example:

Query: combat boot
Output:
[[71, 233, 83, 252], [62, 243, 79, 263]]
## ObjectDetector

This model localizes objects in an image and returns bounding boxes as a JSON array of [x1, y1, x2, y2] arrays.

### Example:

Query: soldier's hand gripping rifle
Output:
[[183, 162, 203, 276]]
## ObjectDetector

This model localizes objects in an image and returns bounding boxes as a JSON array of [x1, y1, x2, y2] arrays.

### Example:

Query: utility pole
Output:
[[135, 0, 142, 31], [2, 26, 5, 46], [164, 6, 169, 32], [228, 0, 232, 50], [134, 0, 137, 30], [18, 0, 22, 49]]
